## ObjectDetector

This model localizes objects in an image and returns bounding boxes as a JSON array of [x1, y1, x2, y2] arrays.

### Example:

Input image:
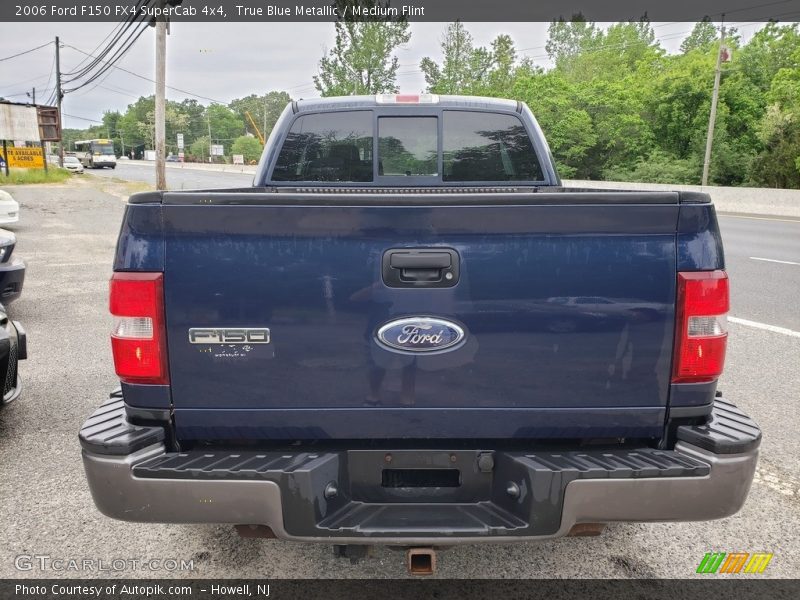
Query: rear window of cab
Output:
[[270, 110, 544, 183]]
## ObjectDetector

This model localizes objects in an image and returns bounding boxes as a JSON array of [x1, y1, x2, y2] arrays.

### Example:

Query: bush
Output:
[[603, 151, 701, 185], [230, 136, 263, 163]]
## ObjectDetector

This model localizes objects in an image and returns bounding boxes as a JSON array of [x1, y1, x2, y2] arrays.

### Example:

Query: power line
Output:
[[63, 2, 149, 76], [63, 0, 153, 80], [63, 113, 103, 123], [63, 23, 151, 93], [0, 41, 51, 63], [63, 43, 228, 104]]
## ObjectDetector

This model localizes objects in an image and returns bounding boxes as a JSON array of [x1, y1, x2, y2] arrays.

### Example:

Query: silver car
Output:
[[63, 156, 84, 174]]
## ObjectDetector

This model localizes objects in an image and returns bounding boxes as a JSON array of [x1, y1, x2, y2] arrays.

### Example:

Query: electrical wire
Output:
[[62, 44, 228, 104], [63, 23, 151, 92], [62, 0, 153, 80], [63, 113, 103, 123], [0, 41, 51, 62]]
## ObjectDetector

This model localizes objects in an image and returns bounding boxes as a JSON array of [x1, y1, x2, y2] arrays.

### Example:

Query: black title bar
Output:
[[3, 0, 799, 22]]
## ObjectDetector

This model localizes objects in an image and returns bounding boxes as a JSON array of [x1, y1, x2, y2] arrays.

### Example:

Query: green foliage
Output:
[[230, 136, 264, 163], [188, 135, 211, 160], [314, 1, 410, 96], [420, 18, 800, 188], [206, 104, 244, 143], [1, 168, 72, 184], [513, 70, 596, 177], [66, 90, 293, 162], [604, 150, 700, 184], [420, 21, 492, 95], [680, 19, 718, 53], [62, 19, 800, 187], [737, 23, 800, 92], [229, 91, 291, 140]]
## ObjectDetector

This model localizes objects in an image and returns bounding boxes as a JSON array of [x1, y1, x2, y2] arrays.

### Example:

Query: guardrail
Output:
[[565, 179, 800, 218], [126, 159, 258, 175], [116, 164, 799, 218]]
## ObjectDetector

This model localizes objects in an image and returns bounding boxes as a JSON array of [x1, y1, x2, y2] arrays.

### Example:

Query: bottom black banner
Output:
[[1, 579, 799, 600]]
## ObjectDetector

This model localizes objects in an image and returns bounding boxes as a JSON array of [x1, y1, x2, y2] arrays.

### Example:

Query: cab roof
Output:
[[294, 95, 521, 113]]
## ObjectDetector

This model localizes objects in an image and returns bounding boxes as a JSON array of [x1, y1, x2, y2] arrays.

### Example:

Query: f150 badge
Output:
[[377, 317, 465, 353], [189, 328, 271, 344]]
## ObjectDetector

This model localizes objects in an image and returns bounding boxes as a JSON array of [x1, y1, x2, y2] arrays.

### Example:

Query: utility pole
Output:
[[55, 36, 64, 167], [154, 1, 167, 190], [702, 18, 725, 187], [207, 114, 212, 163]]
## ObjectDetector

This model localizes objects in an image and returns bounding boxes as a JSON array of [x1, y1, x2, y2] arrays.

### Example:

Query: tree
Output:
[[205, 103, 244, 144], [136, 104, 190, 152], [738, 22, 799, 93], [177, 99, 208, 143], [420, 22, 491, 94], [513, 70, 597, 178], [230, 136, 263, 163], [545, 16, 600, 71], [680, 18, 718, 53], [749, 45, 800, 187], [229, 91, 291, 140], [117, 96, 155, 152], [314, 1, 410, 96], [485, 35, 517, 95], [189, 135, 211, 161]]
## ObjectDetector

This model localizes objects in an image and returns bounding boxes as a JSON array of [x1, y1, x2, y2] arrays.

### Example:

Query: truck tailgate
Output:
[[161, 193, 678, 441]]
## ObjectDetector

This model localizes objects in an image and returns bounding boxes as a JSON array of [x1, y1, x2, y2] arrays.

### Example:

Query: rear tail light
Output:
[[109, 272, 169, 384], [672, 270, 729, 383]]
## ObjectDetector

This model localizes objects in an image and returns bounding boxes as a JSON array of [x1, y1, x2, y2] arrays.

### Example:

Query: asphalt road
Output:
[[0, 174, 798, 579], [89, 161, 255, 190]]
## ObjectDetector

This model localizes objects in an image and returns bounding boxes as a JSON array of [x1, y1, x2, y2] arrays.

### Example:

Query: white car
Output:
[[63, 156, 84, 174], [0, 190, 19, 225]]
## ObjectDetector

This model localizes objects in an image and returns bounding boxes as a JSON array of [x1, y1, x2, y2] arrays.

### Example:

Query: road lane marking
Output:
[[718, 214, 800, 224], [729, 316, 800, 338], [749, 256, 800, 266], [753, 463, 800, 499], [38, 261, 108, 268]]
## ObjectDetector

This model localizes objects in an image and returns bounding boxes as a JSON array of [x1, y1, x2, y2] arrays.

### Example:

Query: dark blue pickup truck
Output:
[[80, 95, 760, 572]]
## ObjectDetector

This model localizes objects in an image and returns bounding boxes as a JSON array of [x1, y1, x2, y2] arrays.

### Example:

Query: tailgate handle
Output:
[[382, 249, 460, 288], [390, 253, 451, 269]]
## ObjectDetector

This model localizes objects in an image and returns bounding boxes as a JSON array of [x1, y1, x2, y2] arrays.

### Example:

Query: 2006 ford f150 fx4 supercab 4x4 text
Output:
[[80, 95, 760, 568]]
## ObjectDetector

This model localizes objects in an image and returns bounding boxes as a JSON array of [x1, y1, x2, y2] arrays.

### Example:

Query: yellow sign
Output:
[[5, 146, 44, 169]]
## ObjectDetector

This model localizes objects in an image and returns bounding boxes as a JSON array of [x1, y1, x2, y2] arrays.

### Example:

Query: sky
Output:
[[0, 20, 786, 129]]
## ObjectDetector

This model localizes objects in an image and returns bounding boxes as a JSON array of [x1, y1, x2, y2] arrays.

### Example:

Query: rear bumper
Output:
[[80, 398, 760, 544], [0, 257, 24, 303]]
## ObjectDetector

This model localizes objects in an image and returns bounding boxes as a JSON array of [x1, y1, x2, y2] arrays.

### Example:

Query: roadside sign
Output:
[[178, 151, 185, 162], [210, 144, 224, 156], [2, 146, 44, 168], [37, 105, 61, 141], [0, 103, 40, 141], [177, 133, 184, 149], [233, 154, 244, 165]]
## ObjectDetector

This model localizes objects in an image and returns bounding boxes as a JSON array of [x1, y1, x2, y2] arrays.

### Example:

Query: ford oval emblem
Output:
[[376, 317, 465, 353]]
